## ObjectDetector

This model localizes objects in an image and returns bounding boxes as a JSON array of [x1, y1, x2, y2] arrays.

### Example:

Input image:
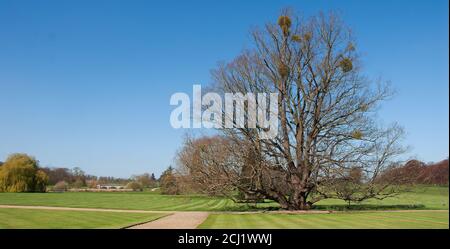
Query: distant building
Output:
[[96, 184, 125, 190]]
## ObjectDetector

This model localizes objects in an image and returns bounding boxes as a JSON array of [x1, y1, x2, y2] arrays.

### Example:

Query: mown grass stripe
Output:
[[0, 208, 168, 229], [198, 211, 449, 229]]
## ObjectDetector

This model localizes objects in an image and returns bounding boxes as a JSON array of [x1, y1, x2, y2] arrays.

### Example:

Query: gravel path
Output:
[[127, 212, 209, 229]]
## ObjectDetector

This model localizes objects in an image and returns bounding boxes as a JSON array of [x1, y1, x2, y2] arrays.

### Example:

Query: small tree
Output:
[[150, 173, 157, 188], [133, 173, 157, 188], [71, 167, 86, 187], [35, 169, 48, 192], [160, 166, 179, 195]]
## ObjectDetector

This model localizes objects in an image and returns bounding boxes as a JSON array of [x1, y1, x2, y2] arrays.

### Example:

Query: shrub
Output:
[[126, 181, 143, 191], [53, 181, 68, 192], [71, 179, 85, 189], [86, 179, 98, 188]]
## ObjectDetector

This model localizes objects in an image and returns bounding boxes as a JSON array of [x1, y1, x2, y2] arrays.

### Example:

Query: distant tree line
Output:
[[0, 153, 159, 192], [376, 159, 449, 186], [42, 167, 158, 191]]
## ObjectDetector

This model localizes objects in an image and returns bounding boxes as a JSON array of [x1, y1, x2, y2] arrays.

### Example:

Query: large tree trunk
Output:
[[287, 190, 311, 210], [296, 193, 312, 210]]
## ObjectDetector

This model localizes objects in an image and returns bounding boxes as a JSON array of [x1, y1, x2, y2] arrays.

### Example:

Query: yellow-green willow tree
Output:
[[0, 153, 48, 192]]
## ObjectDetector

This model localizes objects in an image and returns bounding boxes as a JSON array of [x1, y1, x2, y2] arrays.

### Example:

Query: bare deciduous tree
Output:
[[180, 11, 406, 210]]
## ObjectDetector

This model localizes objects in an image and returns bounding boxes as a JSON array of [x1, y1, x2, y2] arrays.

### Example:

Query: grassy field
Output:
[[0, 208, 167, 228], [0, 191, 236, 211], [0, 186, 447, 228], [316, 186, 449, 210], [0, 186, 447, 211], [199, 211, 449, 229]]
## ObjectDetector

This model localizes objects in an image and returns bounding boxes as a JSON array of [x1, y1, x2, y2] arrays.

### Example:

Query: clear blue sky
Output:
[[0, 0, 448, 177]]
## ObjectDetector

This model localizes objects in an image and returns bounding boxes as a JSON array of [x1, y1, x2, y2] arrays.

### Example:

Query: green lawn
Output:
[[0, 191, 240, 211], [199, 211, 449, 229], [315, 186, 449, 210], [0, 186, 447, 211], [0, 208, 167, 228]]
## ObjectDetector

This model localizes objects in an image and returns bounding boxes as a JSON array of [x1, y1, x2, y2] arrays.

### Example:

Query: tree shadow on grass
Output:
[[312, 204, 426, 211], [219, 203, 427, 212]]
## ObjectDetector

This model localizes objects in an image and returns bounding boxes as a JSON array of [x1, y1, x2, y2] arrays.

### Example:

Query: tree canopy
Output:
[[0, 153, 48, 192]]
